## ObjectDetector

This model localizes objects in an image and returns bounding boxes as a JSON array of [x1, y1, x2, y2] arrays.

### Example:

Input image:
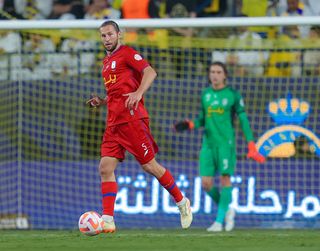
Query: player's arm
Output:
[[124, 66, 157, 110], [239, 112, 265, 163], [234, 91, 265, 163], [86, 93, 107, 107]]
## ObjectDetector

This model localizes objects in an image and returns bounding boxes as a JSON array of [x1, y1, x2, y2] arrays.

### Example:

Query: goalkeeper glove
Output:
[[174, 120, 194, 132], [247, 141, 266, 163]]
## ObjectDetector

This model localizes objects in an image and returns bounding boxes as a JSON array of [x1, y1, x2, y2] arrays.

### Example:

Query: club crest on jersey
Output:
[[111, 61, 116, 69], [222, 98, 228, 106], [134, 54, 142, 61]]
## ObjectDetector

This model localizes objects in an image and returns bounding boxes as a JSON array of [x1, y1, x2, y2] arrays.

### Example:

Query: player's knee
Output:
[[202, 179, 213, 192], [99, 165, 113, 178], [220, 175, 231, 186], [99, 156, 118, 178]]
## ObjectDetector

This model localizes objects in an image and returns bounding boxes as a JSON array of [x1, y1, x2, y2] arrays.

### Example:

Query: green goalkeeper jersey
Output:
[[193, 85, 254, 147]]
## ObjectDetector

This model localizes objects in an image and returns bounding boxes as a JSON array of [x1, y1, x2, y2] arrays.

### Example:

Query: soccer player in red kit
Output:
[[86, 20, 193, 232]]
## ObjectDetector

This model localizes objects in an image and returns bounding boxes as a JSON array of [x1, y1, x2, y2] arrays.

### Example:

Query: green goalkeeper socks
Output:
[[215, 186, 232, 224], [207, 186, 220, 204]]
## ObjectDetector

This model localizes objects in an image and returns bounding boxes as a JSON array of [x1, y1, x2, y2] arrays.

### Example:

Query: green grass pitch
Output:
[[1, 229, 319, 251]]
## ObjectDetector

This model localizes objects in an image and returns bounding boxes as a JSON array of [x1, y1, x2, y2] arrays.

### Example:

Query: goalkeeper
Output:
[[174, 61, 265, 232]]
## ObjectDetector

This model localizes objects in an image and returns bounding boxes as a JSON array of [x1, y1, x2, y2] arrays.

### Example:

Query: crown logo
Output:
[[268, 93, 310, 125]]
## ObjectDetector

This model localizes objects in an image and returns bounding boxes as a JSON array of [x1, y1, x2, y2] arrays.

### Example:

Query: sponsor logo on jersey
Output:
[[208, 107, 224, 116], [103, 74, 117, 89], [256, 93, 320, 158]]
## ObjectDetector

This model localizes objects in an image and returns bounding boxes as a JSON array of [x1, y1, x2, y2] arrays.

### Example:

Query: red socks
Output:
[[102, 170, 183, 215], [101, 181, 117, 216], [158, 169, 183, 203]]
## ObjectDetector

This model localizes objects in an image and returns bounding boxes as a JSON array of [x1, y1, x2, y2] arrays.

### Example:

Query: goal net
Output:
[[0, 17, 319, 230]]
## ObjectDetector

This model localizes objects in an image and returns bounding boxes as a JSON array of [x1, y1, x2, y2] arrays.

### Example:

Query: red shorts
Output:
[[101, 119, 159, 165]]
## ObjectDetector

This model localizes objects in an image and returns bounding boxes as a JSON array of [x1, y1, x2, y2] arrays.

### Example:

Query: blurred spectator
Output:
[[165, 0, 197, 37], [165, 0, 197, 18], [280, 0, 311, 37], [276, 0, 313, 14], [21, 33, 56, 79], [119, 0, 164, 18], [121, 0, 150, 18], [196, 0, 228, 17], [49, 0, 85, 19], [212, 18, 268, 76], [120, 0, 150, 42], [0, 31, 21, 80], [52, 38, 96, 76], [149, 0, 165, 18], [14, 0, 53, 19], [241, 0, 268, 17], [0, 0, 24, 19], [266, 25, 302, 77], [303, 26, 320, 76], [265, 1, 285, 38], [240, 0, 270, 37], [111, 0, 122, 12], [266, 0, 282, 16], [281, 0, 303, 15], [120, 0, 164, 43], [84, 0, 120, 19], [164, 0, 198, 78]]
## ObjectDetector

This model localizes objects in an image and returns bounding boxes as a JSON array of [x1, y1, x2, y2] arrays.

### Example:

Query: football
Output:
[[78, 211, 104, 236]]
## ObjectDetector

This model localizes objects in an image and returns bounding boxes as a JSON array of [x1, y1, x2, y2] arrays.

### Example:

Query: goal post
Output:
[[0, 17, 319, 229]]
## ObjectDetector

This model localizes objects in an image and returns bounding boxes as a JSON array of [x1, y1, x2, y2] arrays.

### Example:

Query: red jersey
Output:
[[102, 45, 150, 126]]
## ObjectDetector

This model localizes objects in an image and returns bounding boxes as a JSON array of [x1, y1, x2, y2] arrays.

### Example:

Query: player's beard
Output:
[[106, 40, 118, 53]]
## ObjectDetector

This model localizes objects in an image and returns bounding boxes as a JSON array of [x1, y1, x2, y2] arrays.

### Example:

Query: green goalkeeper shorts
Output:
[[199, 145, 236, 176]]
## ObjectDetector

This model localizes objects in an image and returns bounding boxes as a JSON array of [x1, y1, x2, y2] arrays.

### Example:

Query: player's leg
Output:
[[118, 119, 186, 204], [141, 158, 192, 229], [203, 174, 223, 232], [100, 126, 126, 233], [198, 145, 222, 231], [118, 119, 192, 228], [215, 146, 236, 231], [199, 146, 219, 204], [99, 156, 119, 233], [213, 175, 232, 226]]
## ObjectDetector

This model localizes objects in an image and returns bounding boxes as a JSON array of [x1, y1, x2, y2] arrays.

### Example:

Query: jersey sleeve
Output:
[[124, 46, 150, 73], [193, 90, 205, 129], [234, 90, 255, 142]]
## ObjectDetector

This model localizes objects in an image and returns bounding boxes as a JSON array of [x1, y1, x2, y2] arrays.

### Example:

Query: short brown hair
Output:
[[100, 20, 120, 32]]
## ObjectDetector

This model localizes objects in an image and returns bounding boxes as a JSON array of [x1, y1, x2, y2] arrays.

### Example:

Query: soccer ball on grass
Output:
[[78, 211, 104, 236]]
